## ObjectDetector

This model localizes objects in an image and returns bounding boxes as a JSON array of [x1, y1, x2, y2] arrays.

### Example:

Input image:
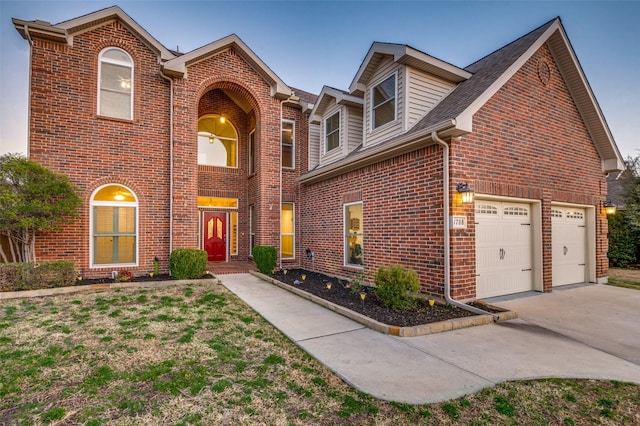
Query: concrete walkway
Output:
[[220, 273, 640, 404]]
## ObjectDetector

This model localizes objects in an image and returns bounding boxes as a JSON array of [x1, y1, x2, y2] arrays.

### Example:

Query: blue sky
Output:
[[1, 0, 638, 159]]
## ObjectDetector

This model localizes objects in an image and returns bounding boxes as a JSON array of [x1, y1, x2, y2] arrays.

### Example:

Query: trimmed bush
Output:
[[252, 246, 277, 274], [169, 248, 208, 280], [0, 261, 76, 291], [374, 264, 421, 310]]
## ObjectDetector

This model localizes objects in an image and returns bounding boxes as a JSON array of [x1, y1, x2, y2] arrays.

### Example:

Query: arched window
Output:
[[98, 48, 133, 120], [90, 184, 138, 266], [197, 115, 238, 167]]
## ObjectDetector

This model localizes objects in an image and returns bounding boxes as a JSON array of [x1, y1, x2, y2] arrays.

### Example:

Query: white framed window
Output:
[[197, 115, 238, 167], [249, 205, 256, 255], [281, 203, 294, 259], [371, 73, 396, 130], [248, 130, 256, 175], [325, 111, 340, 153], [90, 184, 138, 267], [282, 120, 294, 168], [98, 48, 133, 120], [344, 202, 363, 267]]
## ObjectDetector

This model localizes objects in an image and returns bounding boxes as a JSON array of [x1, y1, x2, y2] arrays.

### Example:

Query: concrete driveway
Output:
[[492, 284, 640, 365], [222, 275, 640, 404]]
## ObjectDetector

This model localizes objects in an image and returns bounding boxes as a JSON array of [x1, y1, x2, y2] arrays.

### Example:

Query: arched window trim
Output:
[[98, 47, 134, 120], [89, 184, 139, 268], [197, 114, 239, 168]]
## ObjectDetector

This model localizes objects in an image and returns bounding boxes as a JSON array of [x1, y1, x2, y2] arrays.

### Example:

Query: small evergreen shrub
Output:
[[252, 246, 277, 274], [169, 248, 207, 280], [0, 261, 76, 291], [374, 264, 420, 310]]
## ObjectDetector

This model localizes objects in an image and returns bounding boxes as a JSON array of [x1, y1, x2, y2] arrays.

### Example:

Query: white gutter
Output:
[[430, 131, 498, 319], [159, 69, 174, 257]]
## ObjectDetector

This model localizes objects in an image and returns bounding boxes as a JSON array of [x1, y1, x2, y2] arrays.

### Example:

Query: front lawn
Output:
[[1, 281, 638, 425], [608, 267, 640, 290]]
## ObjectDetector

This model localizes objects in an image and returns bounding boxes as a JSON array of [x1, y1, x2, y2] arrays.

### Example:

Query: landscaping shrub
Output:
[[0, 261, 76, 291], [373, 264, 420, 310], [169, 248, 207, 280], [252, 246, 277, 274], [115, 270, 134, 282]]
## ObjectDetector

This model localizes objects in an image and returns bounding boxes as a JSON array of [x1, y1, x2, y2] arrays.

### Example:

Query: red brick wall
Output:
[[28, 21, 172, 278], [26, 20, 309, 277], [449, 44, 608, 298], [300, 145, 446, 294]]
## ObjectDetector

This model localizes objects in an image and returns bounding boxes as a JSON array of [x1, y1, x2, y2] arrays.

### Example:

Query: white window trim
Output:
[[324, 110, 341, 154], [282, 119, 295, 169], [248, 129, 256, 175], [370, 72, 397, 132], [89, 184, 139, 268], [197, 114, 239, 168], [281, 202, 295, 259], [249, 204, 256, 256], [344, 201, 364, 268], [97, 47, 133, 120]]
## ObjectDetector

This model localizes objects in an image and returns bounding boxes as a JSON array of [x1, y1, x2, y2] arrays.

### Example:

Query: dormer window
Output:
[[372, 74, 396, 129], [98, 48, 133, 120], [325, 111, 340, 153]]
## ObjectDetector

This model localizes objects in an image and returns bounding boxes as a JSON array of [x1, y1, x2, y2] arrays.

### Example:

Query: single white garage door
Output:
[[552, 207, 586, 286], [475, 201, 533, 298]]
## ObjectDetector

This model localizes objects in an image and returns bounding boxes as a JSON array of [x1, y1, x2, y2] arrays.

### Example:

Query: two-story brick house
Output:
[[13, 6, 622, 300]]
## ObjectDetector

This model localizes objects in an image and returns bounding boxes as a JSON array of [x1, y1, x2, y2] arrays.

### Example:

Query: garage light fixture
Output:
[[456, 183, 474, 204], [603, 200, 616, 215]]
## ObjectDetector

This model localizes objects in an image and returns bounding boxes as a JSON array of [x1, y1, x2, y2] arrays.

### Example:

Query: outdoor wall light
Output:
[[603, 200, 617, 215], [456, 183, 474, 204]]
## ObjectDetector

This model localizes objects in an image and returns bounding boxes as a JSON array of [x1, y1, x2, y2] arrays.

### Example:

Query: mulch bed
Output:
[[77, 273, 212, 285], [271, 269, 477, 328]]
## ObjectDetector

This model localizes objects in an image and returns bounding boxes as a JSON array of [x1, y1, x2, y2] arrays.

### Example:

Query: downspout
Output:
[[24, 25, 33, 157], [431, 131, 498, 319], [159, 69, 174, 257]]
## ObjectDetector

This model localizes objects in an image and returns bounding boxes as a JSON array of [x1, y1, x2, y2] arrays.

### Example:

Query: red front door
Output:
[[203, 212, 226, 261]]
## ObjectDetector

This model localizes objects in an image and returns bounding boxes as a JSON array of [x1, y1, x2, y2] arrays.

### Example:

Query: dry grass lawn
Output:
[[1, 280, 638, 425]]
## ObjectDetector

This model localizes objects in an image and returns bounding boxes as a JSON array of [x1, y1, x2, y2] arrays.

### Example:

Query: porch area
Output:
[[208, 260, 257, 275]]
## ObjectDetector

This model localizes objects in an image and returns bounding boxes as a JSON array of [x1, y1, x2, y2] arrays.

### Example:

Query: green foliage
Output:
[[0, 153, 81, 263], [169, 249, 207, 280], [115, 270, 134, 283], [0, 261, 76, 291], [252, 245, 277, 274], [607, 212, 638, 267], [373, 264, 420, 310], [349, 270, 365, 295]]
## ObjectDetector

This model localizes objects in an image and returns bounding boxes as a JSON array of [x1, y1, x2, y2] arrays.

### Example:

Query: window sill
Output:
[[342, 264, 364, 272], [96, 115, 135, 124]]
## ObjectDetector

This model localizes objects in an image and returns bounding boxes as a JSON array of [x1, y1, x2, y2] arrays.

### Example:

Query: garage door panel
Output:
[[552, 207, 586, 287], [475, 201, 533, 299]]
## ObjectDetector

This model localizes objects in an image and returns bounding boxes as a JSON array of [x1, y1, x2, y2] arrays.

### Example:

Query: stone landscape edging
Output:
[[0, 278, 220, 300], [251, 271, 517, 337]]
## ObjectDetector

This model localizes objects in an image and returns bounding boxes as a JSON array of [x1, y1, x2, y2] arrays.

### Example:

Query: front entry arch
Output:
[[203, 212, 226, 261]]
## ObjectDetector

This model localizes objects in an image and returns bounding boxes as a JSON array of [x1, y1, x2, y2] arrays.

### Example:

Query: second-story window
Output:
[[325, 111, 340, 153], [282, 120, 294, 168], [98, 48, 133, 120], [372, 74, 396, 129]]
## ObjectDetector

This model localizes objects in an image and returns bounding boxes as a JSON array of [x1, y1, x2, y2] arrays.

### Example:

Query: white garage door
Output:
[[552, 207, 586, 287], [475, 201, 533, 299]]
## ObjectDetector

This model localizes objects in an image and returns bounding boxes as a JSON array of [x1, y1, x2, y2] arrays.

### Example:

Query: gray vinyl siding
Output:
[[364, 58, 403, 148], [308, 122, 321, 170], [347, 105, 363, 153], [406, 68, 456, 128]]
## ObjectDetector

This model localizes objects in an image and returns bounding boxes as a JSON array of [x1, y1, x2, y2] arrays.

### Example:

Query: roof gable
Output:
[[310, 86, 363, 124], [13, 6, 175, 61], [163, 34, 292, 99], [411, 18, 623, 173], [348, 42, 472, 95]]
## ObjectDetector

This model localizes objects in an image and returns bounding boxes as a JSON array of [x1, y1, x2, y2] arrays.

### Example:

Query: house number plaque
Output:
[[450, 216, 467, 229]]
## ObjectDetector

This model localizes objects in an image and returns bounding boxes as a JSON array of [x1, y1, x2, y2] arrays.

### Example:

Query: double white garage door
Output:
[[475, 201, 587, 299]]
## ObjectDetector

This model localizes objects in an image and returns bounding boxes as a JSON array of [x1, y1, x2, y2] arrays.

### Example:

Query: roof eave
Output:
[[298, 119, 459, 185], [163, 34, 292, 99]]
